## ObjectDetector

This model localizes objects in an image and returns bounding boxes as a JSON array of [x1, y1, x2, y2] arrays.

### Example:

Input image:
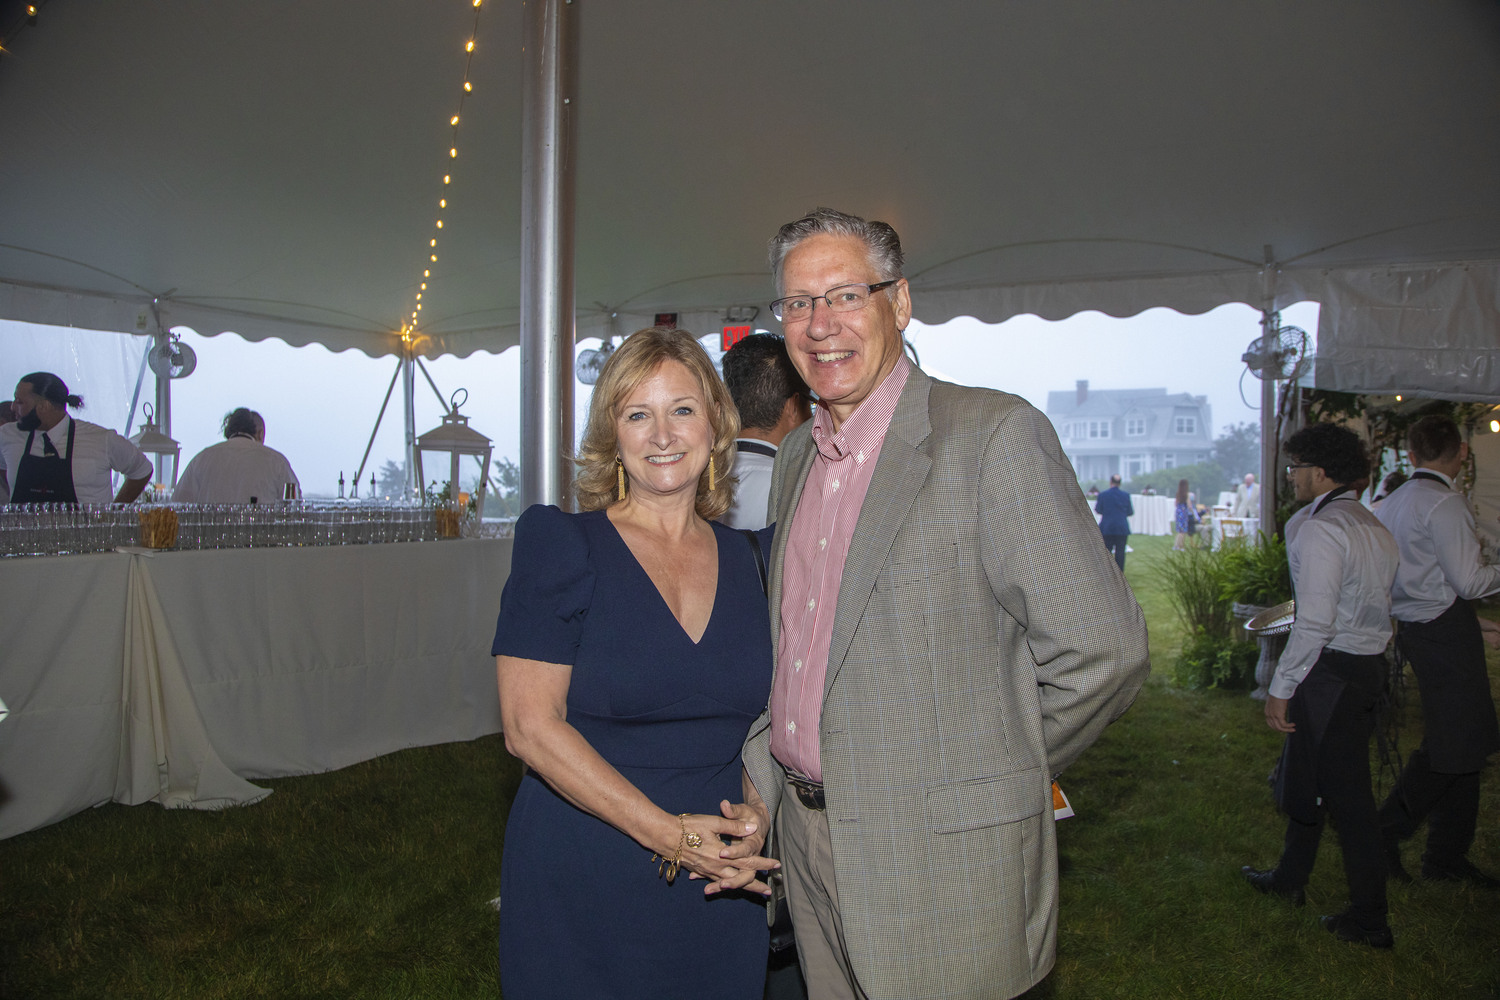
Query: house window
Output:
[[1174, 415, 1197, 435], [1125, 454, 1147, 479], [1125, 417, 1146, 437], [1162, 453, 1176, 469], [1088, 420, 1111, 439]]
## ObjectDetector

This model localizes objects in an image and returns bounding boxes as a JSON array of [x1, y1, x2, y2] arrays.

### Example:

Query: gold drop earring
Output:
[[616, 457, 626, 501], [708, 454, 716, 491]]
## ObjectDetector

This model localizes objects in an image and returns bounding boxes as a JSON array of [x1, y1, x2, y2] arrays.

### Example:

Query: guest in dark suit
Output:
[[1095, 473, 1134, 570]]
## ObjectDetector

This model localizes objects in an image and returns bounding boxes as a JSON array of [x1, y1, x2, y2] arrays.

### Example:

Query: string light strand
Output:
[[406, 0, 483, 336]]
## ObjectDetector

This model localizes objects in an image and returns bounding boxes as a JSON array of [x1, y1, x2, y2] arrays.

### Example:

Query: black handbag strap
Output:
[[740, 528, 768, 596]]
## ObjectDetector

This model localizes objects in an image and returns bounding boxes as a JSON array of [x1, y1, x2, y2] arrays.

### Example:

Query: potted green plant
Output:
[[1221, 534, 1293, 699]]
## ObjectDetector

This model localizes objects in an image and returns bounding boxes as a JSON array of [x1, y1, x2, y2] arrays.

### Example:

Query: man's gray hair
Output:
[[768, 207, 905, 291]]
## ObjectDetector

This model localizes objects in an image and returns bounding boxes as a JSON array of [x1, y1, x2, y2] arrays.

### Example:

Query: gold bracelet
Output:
[[651, 814, 703, 884]]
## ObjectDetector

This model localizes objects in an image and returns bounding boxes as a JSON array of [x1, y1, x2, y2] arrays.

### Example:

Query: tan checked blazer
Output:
[[743, 367, 1149, 1000]]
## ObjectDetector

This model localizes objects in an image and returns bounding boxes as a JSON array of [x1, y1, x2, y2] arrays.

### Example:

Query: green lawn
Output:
[[1, 534, 1496, 998], [1043, 535, 1500, 999]]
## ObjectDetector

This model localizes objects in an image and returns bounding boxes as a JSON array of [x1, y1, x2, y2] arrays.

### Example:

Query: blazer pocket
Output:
[[874, 540, 959, 592], [926, 767, 1045, 834]]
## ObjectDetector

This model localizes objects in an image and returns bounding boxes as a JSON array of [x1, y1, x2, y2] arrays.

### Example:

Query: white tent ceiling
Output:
[[2, 1, 1499, 393]]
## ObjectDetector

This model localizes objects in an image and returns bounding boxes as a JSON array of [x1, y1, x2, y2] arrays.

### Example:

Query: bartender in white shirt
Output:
[[1374, 414, 1500, 889], [718, 333, 810, 530], [1241, 422, 1399, 949], [173, 407, 300, 504], [0, 372, 153, 505]]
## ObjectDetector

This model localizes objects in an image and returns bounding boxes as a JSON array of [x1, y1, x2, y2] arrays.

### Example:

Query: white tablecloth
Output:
[[1213, 516, 1261, 548], [0, 539, 510, 839]]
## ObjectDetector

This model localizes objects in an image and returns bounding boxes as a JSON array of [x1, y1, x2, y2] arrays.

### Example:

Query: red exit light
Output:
[[721, 325, 752, 351]]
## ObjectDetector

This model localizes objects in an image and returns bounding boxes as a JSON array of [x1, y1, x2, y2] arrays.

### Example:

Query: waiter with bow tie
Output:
[[0, 372, 153, 505], [1375, 413, 1500, 889]]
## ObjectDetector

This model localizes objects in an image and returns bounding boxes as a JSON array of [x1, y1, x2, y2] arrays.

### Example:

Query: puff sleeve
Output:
[[491, 504, 597, 664]]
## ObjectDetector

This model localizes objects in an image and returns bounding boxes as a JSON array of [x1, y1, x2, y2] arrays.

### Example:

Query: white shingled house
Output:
[[1046, 380, 1214, 484]]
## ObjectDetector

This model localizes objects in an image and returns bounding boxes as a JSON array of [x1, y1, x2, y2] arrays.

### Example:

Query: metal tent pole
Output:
[[519, 0, 577, 510], [154, 331, 171, 488], [1259, 247, 1278, 533], [402, 342, 417, 497]]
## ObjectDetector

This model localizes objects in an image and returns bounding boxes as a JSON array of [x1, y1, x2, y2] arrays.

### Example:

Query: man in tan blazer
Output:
[[740, 209, 1150, 1000]]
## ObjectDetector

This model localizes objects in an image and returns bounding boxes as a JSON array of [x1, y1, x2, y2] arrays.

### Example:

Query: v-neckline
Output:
[[602, 512, 721, 646]]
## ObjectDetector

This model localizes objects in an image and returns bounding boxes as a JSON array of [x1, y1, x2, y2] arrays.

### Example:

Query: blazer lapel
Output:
[[768, 430, 819, 655], [823, 368, 934, 700]]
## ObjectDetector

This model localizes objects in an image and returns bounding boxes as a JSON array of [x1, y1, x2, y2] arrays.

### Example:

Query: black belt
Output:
[[786, 773, 825, 810]]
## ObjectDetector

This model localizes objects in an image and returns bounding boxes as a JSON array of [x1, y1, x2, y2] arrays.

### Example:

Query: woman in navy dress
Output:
[[493, 327, 776, 999]]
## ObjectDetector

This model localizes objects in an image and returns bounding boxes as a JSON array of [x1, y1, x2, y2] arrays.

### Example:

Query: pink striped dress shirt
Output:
[[770, 355, 911, 782]]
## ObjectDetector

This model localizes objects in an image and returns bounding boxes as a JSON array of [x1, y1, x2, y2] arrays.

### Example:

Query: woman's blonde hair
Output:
[[575, 327, 740, 519]]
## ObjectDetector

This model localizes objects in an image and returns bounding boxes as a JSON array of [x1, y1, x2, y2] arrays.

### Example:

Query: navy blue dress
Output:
[[492, 504, 773, 999]]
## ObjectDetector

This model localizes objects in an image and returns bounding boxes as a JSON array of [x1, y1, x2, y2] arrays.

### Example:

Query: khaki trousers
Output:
[[779, 782, 868, 1000]]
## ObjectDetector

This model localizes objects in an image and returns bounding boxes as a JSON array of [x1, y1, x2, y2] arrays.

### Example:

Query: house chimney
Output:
[[1076, 380, 1088, 405]]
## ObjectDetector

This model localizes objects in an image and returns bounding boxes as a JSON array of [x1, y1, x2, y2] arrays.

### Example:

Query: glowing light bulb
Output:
[[451, 115, 459, 126], [430, 238, 437, 247], [416, 293, 422, 300], [431, 254, 438, 262], [436, 220, 443, 228], [473, 0, 481, 7], [1395, 395, 1403, 401], [443, 175, 451, 185], [463, 81, 472, 92], [26, 4, 36, 13], [439, 199, 446, 208], [424, 269, 430, 277], [420, 283, 427, 290], [449, 147, 457, 158], [1491, 420, 1499, 433], [465, 40, 474, 52]]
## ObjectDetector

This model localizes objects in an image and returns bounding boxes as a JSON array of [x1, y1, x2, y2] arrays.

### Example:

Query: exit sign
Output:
[[721, 325, 752, 351]]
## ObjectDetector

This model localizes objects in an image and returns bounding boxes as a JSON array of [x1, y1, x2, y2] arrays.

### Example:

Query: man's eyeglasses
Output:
[[770, 280, 898, 323], [1285, 463, 1316, 476]]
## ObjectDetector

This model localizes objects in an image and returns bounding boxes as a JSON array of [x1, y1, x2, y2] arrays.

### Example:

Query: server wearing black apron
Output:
[[1241, 423, 1399, 948], [10, 411, 79, 504], [1, 372, 153, 506], [1375, 415, 1500, 889]]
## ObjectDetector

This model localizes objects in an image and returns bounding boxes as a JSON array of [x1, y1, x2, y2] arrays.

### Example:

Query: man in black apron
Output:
[[2, 372, 152, 506], [1241, 422, 1400, 948], [1375, 414, 1500, 888], [10, 406, 80, 504]]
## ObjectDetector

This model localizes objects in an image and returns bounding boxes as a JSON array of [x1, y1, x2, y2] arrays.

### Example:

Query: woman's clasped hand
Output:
[[677, 798, 776, 895]]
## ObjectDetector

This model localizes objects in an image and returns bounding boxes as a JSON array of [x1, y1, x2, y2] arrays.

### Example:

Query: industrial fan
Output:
[[147, 333, 198, 379], [1241, 325, 1308, 382], [574, 339, 617, 385]]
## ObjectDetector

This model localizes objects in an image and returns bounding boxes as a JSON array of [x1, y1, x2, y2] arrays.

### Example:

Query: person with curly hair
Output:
[[1241, 422, 1399, 948]]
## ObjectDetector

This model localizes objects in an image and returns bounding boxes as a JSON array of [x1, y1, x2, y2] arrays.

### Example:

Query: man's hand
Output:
[[1264, 694, 1296, 733], [694, 798, 776, 897], [1479, 617, 1500, 650]]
